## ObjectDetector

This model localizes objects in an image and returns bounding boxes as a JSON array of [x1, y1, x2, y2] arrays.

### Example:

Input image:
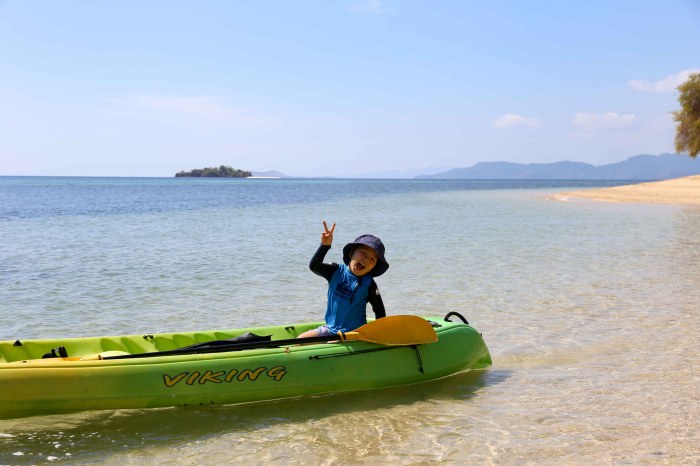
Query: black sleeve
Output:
[[368, 280, 386, 319], [309, 244, 338, 281]]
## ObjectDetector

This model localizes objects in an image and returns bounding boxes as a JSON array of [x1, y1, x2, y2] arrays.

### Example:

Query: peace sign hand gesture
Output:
[[321, 221, 336, 246]]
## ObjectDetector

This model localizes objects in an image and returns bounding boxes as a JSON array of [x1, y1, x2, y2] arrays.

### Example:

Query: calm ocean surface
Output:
[[0, 177, 698, 465]]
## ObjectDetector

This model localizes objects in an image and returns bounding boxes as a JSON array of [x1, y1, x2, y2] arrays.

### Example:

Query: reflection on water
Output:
[[0, 370, 497, 464]]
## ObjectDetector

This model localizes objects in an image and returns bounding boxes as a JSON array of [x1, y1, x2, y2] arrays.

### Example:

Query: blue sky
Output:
[[1, 0, 699, 177]]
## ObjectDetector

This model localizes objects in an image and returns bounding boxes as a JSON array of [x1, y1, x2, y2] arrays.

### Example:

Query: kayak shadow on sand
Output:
[[0, 369, 510, 464]]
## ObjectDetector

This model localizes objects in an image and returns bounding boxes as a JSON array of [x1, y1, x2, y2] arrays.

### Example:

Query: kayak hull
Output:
[[0, 315, 491, 419]]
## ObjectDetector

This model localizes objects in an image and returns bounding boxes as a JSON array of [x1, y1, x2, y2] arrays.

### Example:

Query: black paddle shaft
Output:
[[102, 333, 347, 360]]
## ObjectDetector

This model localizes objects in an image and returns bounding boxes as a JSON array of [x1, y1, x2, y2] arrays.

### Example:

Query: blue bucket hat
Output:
[[342, 234, 389, 277]]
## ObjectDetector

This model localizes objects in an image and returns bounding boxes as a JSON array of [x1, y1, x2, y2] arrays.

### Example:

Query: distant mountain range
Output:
[[416, 154, 700, 180]]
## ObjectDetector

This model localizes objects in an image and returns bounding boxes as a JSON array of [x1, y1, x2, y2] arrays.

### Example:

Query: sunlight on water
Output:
[[1, 179, 698, 464]]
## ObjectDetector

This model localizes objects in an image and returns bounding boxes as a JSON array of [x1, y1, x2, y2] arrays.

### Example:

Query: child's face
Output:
[[349, 245, 379, 276]]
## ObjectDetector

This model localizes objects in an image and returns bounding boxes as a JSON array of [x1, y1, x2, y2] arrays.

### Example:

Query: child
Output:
[[299, 221, 388, 338]]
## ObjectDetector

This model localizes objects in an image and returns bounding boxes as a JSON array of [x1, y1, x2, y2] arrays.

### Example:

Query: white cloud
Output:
[[572, 112, 637, 137], [110, 94, 279, 130], [349, 0, 392, 14], [628, 69, 700, 93], [492, 113, 541, 128], [126, 95, 236, 121]]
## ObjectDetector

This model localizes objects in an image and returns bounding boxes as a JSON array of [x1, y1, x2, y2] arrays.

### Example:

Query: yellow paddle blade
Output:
[[343, 315, 437, 346]]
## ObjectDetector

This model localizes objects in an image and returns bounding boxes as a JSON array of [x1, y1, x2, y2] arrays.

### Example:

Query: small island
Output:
[[175, 165, 252, 178]]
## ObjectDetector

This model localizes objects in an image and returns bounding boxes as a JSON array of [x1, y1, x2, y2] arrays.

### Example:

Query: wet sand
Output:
[[553, 175, 700, 205]]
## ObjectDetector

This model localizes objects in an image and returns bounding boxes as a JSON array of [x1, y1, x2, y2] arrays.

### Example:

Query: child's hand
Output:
[[321, 221, 336, 246]]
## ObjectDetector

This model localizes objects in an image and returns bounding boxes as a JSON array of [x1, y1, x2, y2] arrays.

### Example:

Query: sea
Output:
[[0, 177, 698, 465]]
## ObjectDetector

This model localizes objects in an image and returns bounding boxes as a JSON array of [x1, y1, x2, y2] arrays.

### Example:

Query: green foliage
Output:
[[175, 165, 252, 178], [673, 72, 700, 158]]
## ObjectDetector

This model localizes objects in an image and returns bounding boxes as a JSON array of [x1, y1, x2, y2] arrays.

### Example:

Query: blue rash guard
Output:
[[309, 244, 386, 333]]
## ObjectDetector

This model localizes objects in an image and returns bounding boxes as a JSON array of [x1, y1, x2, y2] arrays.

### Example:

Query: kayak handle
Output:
[[444, 312, 469, 325]]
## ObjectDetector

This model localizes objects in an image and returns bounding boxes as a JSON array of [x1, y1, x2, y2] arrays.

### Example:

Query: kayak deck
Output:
[[0, 322, 315, 363]]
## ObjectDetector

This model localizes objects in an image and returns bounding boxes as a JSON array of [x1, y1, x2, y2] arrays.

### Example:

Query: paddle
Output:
[[101, 315, 437, 360]]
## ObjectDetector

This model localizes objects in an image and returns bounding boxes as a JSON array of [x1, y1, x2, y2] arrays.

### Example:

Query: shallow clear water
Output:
[[0, 178, 698, 465]]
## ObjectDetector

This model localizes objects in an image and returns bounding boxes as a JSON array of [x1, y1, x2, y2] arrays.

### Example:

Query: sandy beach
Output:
[[553, 174, 700, 205]]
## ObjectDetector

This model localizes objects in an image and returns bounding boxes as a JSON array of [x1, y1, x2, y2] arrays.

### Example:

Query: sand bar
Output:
[[552, 175, 700, 206]]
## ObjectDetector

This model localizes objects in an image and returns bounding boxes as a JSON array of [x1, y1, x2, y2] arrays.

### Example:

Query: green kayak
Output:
[[0, 313, 491, 419]]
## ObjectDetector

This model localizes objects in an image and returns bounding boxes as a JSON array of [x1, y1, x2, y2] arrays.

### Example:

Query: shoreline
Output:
[[551, 175, 700, 206]]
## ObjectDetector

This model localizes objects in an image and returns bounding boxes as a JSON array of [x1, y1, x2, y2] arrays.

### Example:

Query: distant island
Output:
[[416, 153, 700, 180], [175, 165, 252, 178]]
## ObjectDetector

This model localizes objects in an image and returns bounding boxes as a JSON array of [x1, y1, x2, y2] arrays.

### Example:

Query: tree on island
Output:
[[674, 72, 700, 158], [175, 165, 252, 178]]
